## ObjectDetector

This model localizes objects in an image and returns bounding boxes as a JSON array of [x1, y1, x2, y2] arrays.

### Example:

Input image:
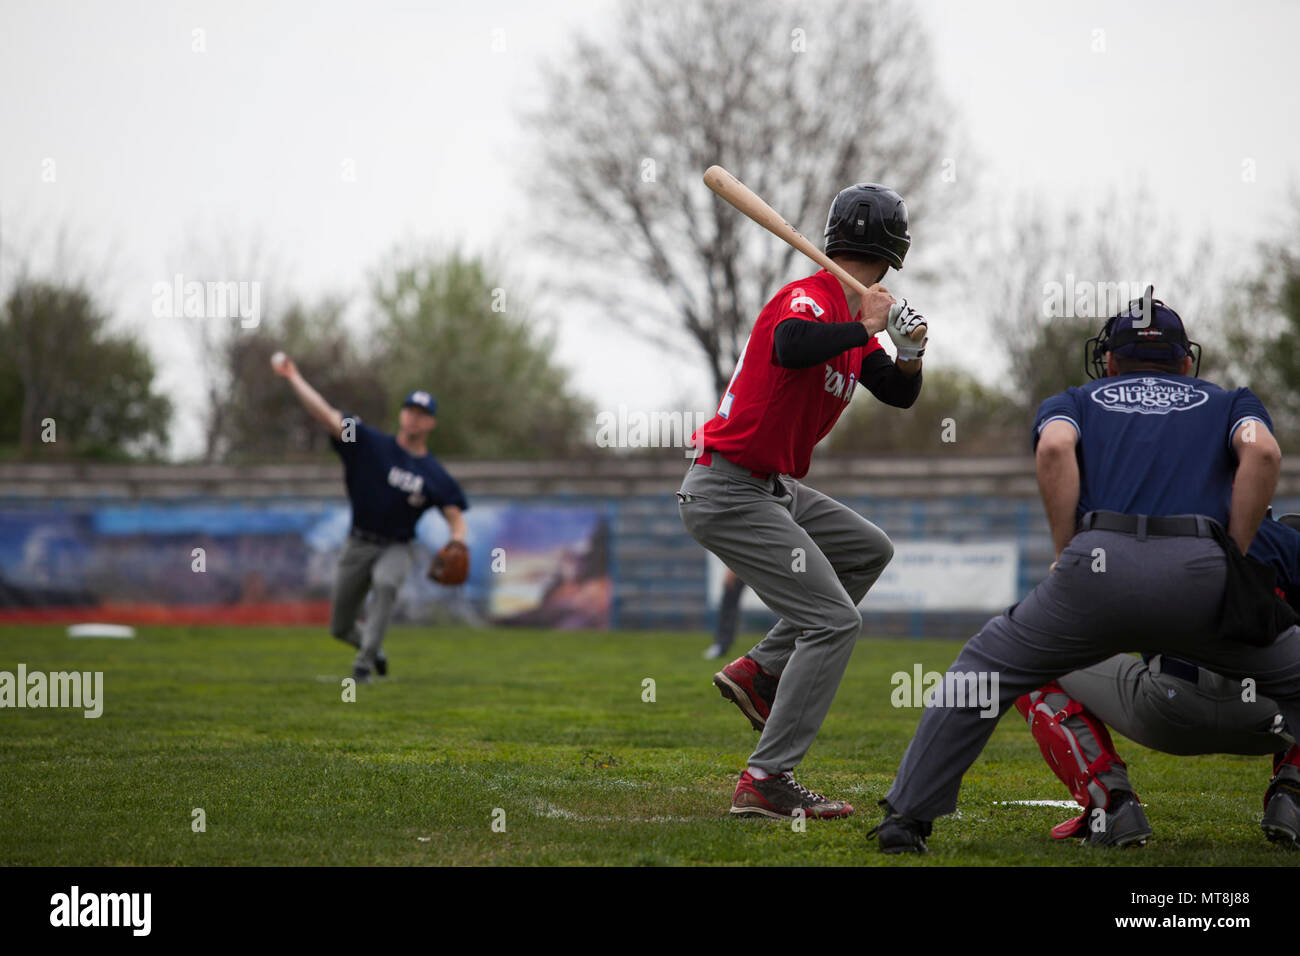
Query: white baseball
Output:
[[270, 351, 288, 370]]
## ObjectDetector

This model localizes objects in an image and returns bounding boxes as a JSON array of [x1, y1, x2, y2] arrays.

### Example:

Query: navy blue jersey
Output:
[[1032, 373, 1270, 526], [330, 415, 468, 541], [1249, 517, 1300, 596]]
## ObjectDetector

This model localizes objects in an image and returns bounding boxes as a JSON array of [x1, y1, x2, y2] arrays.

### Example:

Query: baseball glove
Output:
[[429, 540, 470, 586]]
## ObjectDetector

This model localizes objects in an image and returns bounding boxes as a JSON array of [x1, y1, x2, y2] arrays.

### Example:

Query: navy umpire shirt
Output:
[[1032, 372, 1271, 527], [330, 414, 469, 542]]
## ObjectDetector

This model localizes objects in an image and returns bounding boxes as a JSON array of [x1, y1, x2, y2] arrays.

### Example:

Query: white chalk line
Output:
[[532, 801, 701, 824]]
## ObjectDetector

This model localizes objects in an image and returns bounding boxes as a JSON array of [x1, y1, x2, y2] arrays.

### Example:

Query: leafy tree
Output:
[[0, 278, 171, 460], [221, 297, 391, 460], [1221, 194, 1300, 446], [826, 366, 1024, 456], [370, 247, 592, 458]]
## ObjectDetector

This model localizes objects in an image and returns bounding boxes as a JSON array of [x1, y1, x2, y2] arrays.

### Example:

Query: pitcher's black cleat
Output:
[[868, 800, 931, 854]]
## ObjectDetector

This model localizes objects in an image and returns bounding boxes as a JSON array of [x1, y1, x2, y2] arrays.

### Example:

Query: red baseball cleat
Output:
[[730, 770, 853, 820], [713, 655, 778, 731]]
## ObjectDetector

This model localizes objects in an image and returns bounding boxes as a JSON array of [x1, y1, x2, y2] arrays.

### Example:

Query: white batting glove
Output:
[[887, 299, 927, 361]]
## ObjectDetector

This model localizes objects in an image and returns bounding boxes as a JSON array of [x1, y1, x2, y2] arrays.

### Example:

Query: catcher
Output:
[[273, 353, 469, 683]]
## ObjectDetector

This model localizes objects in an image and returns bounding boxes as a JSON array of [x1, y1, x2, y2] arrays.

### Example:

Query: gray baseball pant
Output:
[[1058, 653, 1293, 757], [329, 535, 414, 673], [678, 454, 894, 775], [885, 528, 1300, 821]]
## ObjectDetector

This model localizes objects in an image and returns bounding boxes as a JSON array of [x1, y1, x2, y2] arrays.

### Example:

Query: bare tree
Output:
[[530, 0, 960, 394], [168, 231, 287, 462], [974, 187, 1218, 416]]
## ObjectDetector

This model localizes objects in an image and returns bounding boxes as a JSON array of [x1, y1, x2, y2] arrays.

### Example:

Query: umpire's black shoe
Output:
[[352, 666, 372, 685], [1262, 780, 1300, 847], [1083, 791, 1151, 848], [868, 800, 931, 854], [374, 654, 388, 677]]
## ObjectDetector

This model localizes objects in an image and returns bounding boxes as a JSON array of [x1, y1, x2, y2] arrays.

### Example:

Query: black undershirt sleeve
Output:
[[860, 349, 922, 408], [772, 318, 872, 369]]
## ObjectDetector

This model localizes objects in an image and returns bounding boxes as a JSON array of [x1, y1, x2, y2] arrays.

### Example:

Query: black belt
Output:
[[1154, 655, 1201, 684], [349, 527, 407, 546], [1077, 511, 1221, 539]]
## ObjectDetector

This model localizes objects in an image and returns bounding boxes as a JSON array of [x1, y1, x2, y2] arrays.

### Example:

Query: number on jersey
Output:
[[718, 334, 752, 418]]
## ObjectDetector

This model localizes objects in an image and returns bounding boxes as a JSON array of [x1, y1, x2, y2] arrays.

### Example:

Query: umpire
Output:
[[1015, 509, 1300, 847], [872, 288, 1300, 852], [274, 354, 468, 683]]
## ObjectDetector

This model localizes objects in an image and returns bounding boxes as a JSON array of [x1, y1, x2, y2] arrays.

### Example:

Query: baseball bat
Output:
[[702, 165, 925, 342]]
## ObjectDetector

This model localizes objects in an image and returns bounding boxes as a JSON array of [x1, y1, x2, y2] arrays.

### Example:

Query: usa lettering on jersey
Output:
[[387, 466, 426, 506]]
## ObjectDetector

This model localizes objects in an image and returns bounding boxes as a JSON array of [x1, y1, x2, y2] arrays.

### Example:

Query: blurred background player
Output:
[[703, 568, 747, 660], [272, 353, 468, 683], [1016, 508, 1300, 847], [679, 183, 928, 820]]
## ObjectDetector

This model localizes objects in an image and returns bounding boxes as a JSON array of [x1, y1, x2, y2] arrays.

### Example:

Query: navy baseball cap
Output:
[[1085, 285, 1202, 379], [1108, 293, 1191, 363], [402, 390, 438, 415]]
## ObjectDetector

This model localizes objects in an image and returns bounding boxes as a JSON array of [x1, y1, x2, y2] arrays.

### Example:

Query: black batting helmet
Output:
[[823, 184, 911, 270]]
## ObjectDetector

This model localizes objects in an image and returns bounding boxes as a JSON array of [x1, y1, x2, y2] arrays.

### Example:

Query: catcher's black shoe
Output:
[[1262, 780, 1300, 847], [1082, 791, 1151, 848], [352, 666, 372, 685], [374, 653, 388, 677], [868, 800, 931, 854]]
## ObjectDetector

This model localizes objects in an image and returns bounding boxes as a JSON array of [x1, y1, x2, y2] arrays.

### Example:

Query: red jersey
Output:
[[692, 270, 881, 478]]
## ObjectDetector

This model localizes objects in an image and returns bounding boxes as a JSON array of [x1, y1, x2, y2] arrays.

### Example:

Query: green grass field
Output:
[[0, 624, 1292, 866]]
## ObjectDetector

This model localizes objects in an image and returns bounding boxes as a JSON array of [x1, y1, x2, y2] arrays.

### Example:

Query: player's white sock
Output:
[[748, 766, 770, 780]]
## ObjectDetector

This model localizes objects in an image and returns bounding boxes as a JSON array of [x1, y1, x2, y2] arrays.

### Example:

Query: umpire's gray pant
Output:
[[886, 528, 1300, 821], [329, 535, 413, 672], [678, 454, 894, 775]]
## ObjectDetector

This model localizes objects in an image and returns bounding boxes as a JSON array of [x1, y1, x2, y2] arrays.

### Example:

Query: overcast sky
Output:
[[3, 0, 1297, 458]]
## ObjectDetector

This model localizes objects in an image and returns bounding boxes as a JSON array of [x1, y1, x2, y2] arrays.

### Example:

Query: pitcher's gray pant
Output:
[[329, 535, 413, 673], [886, 528, 1300, 822], [1058, 653, 1293, 757], [678, 455, 894, 775]]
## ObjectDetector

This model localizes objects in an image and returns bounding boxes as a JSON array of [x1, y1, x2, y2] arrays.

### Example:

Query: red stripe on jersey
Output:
[[691, 270, 881, 478]]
